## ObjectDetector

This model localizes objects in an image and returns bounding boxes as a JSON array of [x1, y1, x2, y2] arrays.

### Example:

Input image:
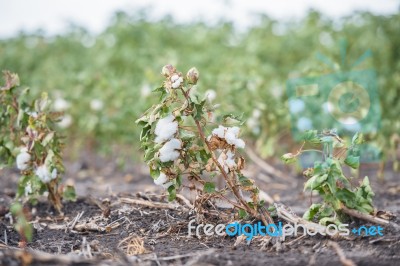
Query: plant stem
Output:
[[180, 87, 272, 225]]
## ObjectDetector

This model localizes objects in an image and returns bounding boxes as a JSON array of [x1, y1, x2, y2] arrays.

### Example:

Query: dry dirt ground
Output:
[[0, 156, 399, 266]]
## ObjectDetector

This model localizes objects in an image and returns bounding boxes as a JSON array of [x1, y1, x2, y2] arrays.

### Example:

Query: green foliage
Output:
[[0, 71, 75, 213], [0, 11, 398, 163], [282, 130, 376, 225]]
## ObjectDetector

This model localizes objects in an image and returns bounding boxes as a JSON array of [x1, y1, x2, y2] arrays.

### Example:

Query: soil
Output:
[[0, 157, 399, 266]]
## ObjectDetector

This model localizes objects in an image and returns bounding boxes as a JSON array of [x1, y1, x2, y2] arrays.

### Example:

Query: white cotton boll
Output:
[[159, 150, 180, 162], [53, 98, 70, 111], [25, 181, 32, 196], [154, 115, 178, 143], [217, 153, 229, 173], [16, 151, 31, 170], [159, 138, 181, 162], [212, 125, 226, 139], [252, 109, 262, 118], [154, 172, 168, 185], [35, 165, 57, 183], [90, 99, 104, 111], [225, 130, 237, 145], [154, 172, 173, 188], [228, 127, 240, 138], [171, 74, 179, 82], [178, 77, 183, 83], [28, 111, 38, 118], [233, 138, 245, 149], [171, 80, 181, 89], [225, 150, 237, 169], [205, 89, 216, 101], [58, 114, 72, 128], [141, 84, 151, 97]]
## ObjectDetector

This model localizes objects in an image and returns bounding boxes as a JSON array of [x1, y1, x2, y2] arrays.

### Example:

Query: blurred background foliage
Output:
[[0, 10, 399, 165]]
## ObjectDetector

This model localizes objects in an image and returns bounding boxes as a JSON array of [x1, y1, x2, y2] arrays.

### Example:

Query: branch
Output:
[[341, 205, 391, 226]]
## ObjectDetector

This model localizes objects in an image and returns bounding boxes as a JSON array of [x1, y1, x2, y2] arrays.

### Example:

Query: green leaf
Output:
[[281, 153, 298, 164], [238, 209, 248, 219], [203, 182, 216, 193], [302, 130, 320, 144], [344, 155, 360, 169], [167, 185, 176, 201], [149, 167, 160, 179], [303, 203, 322, 221], [238, 174, 253, 187], [304, 174, 328, 190], [352, 132, 363, 145], [63, 185, 77, 202]]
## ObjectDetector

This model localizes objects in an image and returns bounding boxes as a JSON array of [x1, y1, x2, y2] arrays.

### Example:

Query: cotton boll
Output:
[[154, 172, 173, 189], [233, 138, 245, 149], [228, 127, 240, 138], [225, 130, 237, 145], [154, 115, 178, 143], [90, 99, 104, 111], [35, 165, 57, 183], [225, 150, 237, 169], [205, 89, 217, 101], [58, 114, 73, 128], [212, 125, 226, 139], [218, 151, 237, 172], [53, 98, 70, 111], [16, 151, 31, 170], [154, 172, 168, 185], [141, 84, 151, 97], [217, 152, 229, 173], [171, 74, 180, 82], [171, 80, 181, 89], [159, 138, 181, 162], [25, 181, 32, 196], [178, 77, 183, 83], [252, 109, 262, 118]]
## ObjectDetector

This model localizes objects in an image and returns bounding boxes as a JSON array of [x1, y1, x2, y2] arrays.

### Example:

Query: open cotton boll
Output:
[[217, 152, 229, 173], [212, 125, 226, 139], [225, 150, 237, 170], [25, 181, 32, 196], [217, 150, 237, 173], [171, 80, 181, 89], [90, 99, 104, 111], [54, 98, 70, 111], [210, 125, 245, 148], [16, 150, 31, 170], [159, 138, 181, 162], [171, 74, 179, 82], [154, 172, 173, 189], [233, 138, 245, 149], [154, 114, 178, 143], [58, 114, 73, 128], [35, 165, 57, 183], [205, 89, 216, 101]]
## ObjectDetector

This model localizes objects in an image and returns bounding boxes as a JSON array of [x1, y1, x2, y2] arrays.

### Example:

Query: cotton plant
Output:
[[136, 65, 272, 223], [0, 71, 76, 214], [282, 130, 376, 225]]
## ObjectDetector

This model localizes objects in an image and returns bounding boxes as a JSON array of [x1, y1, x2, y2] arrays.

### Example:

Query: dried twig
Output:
[[327, 241, 356, 266], [119, 197, 185, 211], [341, 205, 390, 226], [176, 194, 194, 209]]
